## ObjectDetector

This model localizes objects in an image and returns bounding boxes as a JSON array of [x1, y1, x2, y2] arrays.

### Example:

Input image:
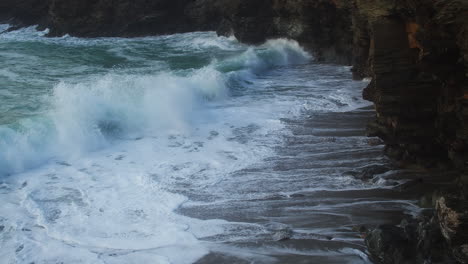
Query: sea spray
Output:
[[0, 29, 377, 264], [0, 35, 311, 177]]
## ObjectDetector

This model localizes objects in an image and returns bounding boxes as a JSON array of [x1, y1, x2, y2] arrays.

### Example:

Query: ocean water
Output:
[[0, 25, 423, 264]]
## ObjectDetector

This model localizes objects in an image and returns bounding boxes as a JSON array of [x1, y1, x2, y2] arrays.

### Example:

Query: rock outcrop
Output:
[[350, 1, 468, 263], [0, 0, 354, 63], [0, 0, 228, 36], [437, 195, 468, 263], [216, 0, 353, 63], [363, 188, 468, 263], [353, 0, 468, 169], [0, 0, 49, 29], [365, 214, 451, 264], [45, 0, 230, 37]]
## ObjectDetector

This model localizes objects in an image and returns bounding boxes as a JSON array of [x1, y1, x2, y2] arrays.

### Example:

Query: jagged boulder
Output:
[[437, 196, 468, 263]]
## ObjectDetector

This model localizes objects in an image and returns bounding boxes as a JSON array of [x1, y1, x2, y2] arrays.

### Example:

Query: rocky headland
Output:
[[2, 0, 468, 263]]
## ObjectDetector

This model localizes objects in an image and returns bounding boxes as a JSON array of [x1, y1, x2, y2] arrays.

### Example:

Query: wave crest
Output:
[[0, 37, 311, 176]]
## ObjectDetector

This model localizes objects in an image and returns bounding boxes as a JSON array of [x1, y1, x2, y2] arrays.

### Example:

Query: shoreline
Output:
[[2, 0, 468, 262]]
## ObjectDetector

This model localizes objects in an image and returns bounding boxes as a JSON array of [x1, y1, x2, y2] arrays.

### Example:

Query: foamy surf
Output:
[[0, 28, 393, 264], [0, 34, 317, 177]]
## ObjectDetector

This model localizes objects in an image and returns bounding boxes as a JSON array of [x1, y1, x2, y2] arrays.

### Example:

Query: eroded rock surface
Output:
[[353, 2, 468, 262], [353, 0, 468, 169]]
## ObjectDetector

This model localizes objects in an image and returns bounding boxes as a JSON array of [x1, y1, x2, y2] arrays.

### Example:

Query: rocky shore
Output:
[[2, 0, 468, 263], [0, 0, 354, 62], [349, 1, 468, 263]]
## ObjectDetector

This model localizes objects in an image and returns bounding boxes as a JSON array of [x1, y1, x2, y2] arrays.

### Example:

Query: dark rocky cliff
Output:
[[0, 0, 48, 28], [215, 0, 353, 63], [46, 0, 234, 37], [0, 0, 354, 63], [46, 0, 225, 37], [2, 0, 468, 262], [0, 0, 227, 36], [350, 1, 468, 263], [354, 0, 468, 169]]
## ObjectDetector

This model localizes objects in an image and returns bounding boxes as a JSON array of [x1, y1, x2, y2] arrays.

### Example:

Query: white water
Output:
[[0, 27, 374, 263]]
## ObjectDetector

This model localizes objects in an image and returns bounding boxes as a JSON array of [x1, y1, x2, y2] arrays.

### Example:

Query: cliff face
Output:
[[350, 1, 468, 262], [214, 0, 468, 173], [0, 0, 48, 28], [46, 0, 228, 37], [354, 0, 468, 169], [0, 0, 229, 36], [0, 0, 354, 63], [216, 0, 353, 63]]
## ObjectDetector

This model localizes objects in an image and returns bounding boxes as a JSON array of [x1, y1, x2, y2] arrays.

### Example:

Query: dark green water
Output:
[[0, 25, 418, 264]]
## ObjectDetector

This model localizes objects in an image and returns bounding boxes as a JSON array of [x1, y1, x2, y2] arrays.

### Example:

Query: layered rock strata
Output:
[[355, 0, 468, 169], [351, 1, 468, 263]]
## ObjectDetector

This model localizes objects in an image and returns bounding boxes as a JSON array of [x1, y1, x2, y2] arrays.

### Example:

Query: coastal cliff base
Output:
[[352, 1, 468, 263]]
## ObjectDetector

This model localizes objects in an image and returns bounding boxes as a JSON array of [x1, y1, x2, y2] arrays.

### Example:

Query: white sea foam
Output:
[[0, 36, 314, 177], [168, 32, 243, 51], [0, 30, 373, 263]]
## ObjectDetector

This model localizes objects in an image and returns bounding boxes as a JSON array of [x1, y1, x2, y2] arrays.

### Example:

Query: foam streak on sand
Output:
[[0, 28, 382, 263]]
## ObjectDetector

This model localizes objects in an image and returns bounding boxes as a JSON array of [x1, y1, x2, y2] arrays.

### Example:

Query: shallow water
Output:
[[0, 26, 429, 263]]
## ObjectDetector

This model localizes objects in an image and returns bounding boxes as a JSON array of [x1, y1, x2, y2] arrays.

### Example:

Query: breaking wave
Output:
[[0, 36, 312, 176]]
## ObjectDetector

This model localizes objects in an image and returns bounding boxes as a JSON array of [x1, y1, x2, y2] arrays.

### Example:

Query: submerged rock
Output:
[[345, 164, 391, 181], [265, 222, 294, 241], [272, 230, 293, 241]]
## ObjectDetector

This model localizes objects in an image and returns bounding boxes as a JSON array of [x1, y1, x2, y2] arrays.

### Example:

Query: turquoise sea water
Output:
[[0, 25, 391, 263]]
